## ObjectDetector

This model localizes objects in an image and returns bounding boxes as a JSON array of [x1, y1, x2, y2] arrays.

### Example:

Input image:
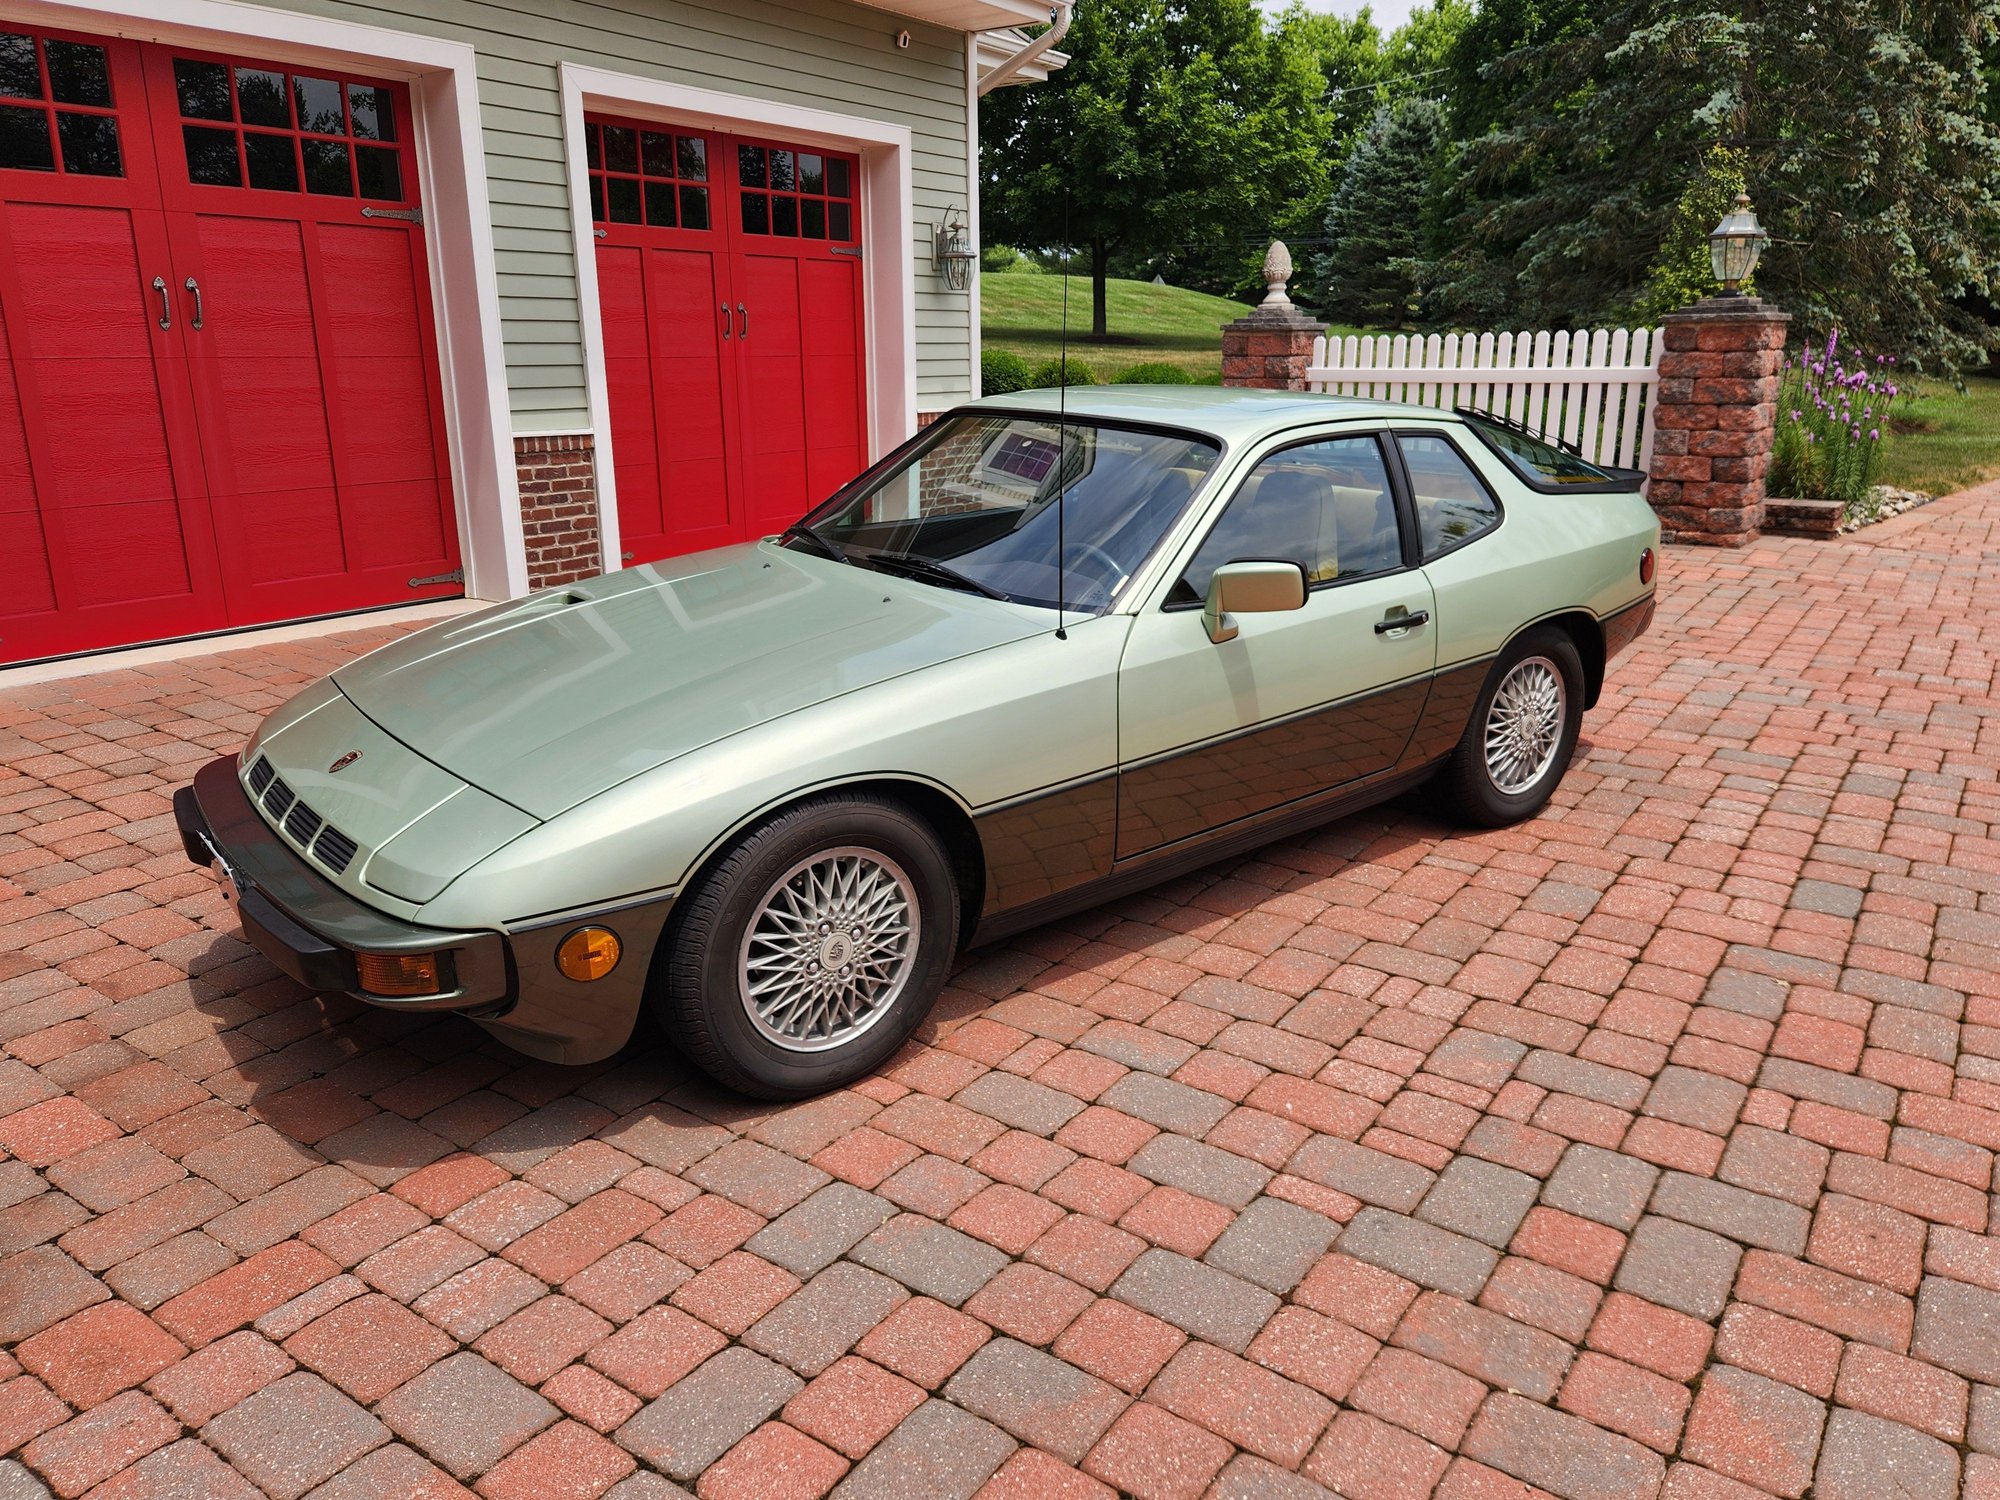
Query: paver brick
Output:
[[1650, 1171, 1811, 1255], [1813, 1407, 1959, 1500], [1338, 1205, 1500, 1299], [1542, 1145, 1659, 1232], [1126, 1133, 1271, 1209], [942, 1337, 1125, 1463], [374, 1353, 558, 1480], [1082, 1402, 1231, 1500], [1612, 1215, 1741, 1320], [848, 1214, 1008, 1306], [1461, 1392, 1666, 1500], [1681, 1366, 1825, 1498], [1417, 1156, 1543, 1248], [1392, 1289, 1574, 1402], [204, 1373, 391, 1500], [1110, 1248, 1279, 1353], [830, 1397, 1014, 1499], [1913, 1274, 2000, 1383], [1285, 1136, 1435, 1211], [744, 1183, 896, 1278], [1202, 1196, 1337, 1292], [742, 1261, 907, 1376]]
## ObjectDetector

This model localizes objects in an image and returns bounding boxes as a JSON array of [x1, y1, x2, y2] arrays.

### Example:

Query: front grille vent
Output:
[[313, 826, 359, 875], [245, 755, 366, 881]]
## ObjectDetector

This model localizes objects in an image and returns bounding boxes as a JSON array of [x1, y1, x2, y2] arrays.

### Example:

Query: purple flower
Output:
[[1826, 329, 1839, 359], [1887, 384, 1898, 397], [1869, 429, 1879, 440]]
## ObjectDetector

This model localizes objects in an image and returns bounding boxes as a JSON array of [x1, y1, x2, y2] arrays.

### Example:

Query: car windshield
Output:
[[789, 414, 1222, 613]]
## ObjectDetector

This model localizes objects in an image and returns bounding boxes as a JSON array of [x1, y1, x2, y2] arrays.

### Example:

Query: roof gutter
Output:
[[976, 1, 1073, 95]]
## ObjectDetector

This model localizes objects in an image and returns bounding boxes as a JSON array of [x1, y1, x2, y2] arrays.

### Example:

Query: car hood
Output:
[[333, 542, 1050, 819]]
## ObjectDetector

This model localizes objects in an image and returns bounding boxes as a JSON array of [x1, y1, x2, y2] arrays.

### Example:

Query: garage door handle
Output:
[[184, 277, 203, 332], [720, 303, 730, 339], [737, 302, 747, 339], [1375, 609, 1429, 634], [152, 276, 170, 330]]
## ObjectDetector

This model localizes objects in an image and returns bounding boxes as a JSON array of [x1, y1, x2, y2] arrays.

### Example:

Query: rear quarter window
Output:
[[1398, 433, 1499, 561]]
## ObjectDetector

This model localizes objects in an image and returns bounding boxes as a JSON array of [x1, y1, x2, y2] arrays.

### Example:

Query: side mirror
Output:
[[1203, 560, 1307, 643]]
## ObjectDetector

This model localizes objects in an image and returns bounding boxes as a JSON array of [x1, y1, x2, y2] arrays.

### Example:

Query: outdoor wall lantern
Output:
[[934, 209, 976, 291], [1708, 192, 1768, 295]]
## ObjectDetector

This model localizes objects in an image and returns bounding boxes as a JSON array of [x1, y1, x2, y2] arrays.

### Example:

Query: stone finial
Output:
[[1260, 241, 1294, 308]]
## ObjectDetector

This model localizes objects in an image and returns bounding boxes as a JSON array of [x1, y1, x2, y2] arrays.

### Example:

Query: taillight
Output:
[[1639, 547, 1655, 585]]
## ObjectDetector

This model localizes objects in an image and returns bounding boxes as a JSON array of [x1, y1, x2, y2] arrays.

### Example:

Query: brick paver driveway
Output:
[[6, 488, 2000, 1500]]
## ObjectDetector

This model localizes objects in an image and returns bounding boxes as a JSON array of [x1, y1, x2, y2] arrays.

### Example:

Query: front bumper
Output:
[[173, 756, 513, 1013]]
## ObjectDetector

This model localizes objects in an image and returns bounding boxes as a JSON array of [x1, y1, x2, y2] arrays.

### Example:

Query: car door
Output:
[[1115, 429, 1437, 860]]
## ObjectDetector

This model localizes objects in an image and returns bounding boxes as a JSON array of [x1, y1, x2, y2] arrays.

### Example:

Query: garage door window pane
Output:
[[0, 106, 52, 171], [828, 202, 851, 241], [0, 35, 38, 99], [355, 145, 401, 201], [801, 199, 825, 238], [678, 137, 706, 180], [236, 67, 289, 127], [182, 124, 239, 185], [601, 126, 636, 174], [605, 174, 639, 223], [174, 59, 230, 120], [738, 144, 765, 186], [347, 83, 393, 141], [292, 75, 344, 134], [244, 130, 297, 191], [741, 192, 768, 234], [679, 185, 709, 230], [302, 138, 350, 194], [56, 111, 120, 175], [45, 42, 111, 107], [643, 179, 675, 227], [1400, 434, 1499, 558], [771, 196, 797, 236]]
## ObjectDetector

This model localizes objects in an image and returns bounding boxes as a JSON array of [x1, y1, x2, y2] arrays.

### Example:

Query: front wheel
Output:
[[1434, 627, 1585, 827], [652, 795, 959, 1098]]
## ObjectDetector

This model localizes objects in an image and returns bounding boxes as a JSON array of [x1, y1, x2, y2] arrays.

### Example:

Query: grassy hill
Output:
[[980, 271, 1372, 381]]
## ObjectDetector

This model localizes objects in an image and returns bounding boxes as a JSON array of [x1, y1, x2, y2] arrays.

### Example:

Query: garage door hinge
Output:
[[362, 206, 424, 225], [408, 568, 463, 588], [831, 244, 862, 259]]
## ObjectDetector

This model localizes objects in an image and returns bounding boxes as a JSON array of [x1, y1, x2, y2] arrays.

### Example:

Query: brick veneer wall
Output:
[[1647, 297, 1790, 546], [515, 433, 600, 590]]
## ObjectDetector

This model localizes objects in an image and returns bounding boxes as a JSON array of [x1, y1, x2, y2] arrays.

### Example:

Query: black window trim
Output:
[[1161, 428, 1416, 612], [1455, 407, 1647, 494], [1393, 425, 1505, 565]]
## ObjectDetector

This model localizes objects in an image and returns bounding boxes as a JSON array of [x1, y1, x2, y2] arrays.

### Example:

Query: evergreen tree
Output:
[[1317, 97, 1447, 325]]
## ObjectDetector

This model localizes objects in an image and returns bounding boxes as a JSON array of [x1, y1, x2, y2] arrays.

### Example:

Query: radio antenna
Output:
[[1054, 184, 1070, 640]]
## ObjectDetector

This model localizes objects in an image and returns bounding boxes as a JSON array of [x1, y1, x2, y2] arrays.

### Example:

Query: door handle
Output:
[[152, 275, 170, 330], [1374, 609, 1430, 634], [184, 277, 203, 332], [737, 302, 747, 339], [719, 302, 730, 339]]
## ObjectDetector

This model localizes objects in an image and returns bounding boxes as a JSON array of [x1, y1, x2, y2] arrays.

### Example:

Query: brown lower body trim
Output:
[[1603, 593, 1656, 661]]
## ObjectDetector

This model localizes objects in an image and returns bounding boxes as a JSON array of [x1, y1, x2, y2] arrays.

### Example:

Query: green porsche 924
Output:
[[175, 387, 1659, 1097]]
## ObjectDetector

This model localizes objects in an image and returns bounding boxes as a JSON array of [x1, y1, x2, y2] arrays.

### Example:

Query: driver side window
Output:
[[1172, 435, 1402, 605]]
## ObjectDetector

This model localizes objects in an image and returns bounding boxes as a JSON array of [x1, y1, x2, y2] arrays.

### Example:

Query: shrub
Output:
[[1768, 329, 1908, 513], [1028, 357, 1099, 387], [980, 349, 1033, 396], [1115, 362, 1196, 384], [981, 244, 1044, 275]]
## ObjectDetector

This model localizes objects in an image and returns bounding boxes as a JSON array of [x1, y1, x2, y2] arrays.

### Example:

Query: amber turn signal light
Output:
[[557, 926, 622, 982], [355, 951, 445, 997], [1639, 547, 1656, 585]]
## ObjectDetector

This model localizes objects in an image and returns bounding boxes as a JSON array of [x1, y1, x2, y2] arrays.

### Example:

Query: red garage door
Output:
[[588, 115, 867, 566], [0, 25, 460, 666]]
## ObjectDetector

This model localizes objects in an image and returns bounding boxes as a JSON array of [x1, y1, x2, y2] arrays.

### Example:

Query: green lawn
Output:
[[1880, 374, 2000, 497], [980, 271, 1377, 381]]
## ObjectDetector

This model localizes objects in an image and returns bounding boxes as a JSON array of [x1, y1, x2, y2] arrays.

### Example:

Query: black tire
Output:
[[652, 794, 959, 1098], [1435, 626, 1585, 827]]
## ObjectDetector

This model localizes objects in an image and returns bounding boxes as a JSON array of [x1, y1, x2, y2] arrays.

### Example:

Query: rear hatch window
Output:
[[1459, 410, 1646, 493]]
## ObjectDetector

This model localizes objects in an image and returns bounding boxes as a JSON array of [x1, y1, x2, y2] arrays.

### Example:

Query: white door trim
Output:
[[2, 0, 528, 602], [558, 62, 918, 572]]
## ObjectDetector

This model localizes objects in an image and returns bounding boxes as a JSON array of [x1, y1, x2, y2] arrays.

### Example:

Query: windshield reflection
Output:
[[790, 415, 1222, 613]]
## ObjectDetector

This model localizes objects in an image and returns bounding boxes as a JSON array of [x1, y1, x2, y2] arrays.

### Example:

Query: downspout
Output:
[[976, 1, 1073, 95]]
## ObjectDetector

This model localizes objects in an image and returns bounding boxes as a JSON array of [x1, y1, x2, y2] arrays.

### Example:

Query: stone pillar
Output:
[[1221, 242, 1326, 391], [1648, 296, 1789, 546], [514, 432, 602, 589]]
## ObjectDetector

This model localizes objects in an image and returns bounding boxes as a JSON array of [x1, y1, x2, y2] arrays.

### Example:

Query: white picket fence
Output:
[[1306, 327, 1664, 474]]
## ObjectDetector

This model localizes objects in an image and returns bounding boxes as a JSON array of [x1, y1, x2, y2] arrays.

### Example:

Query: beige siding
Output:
[[249, 0, 974, 428]]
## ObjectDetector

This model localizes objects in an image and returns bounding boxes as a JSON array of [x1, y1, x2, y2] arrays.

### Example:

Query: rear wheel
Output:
[[1435, 627, 1584, 827], [653, 795, 959, 1098]]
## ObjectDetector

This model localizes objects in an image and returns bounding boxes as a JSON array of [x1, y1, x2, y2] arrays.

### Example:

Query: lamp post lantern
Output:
[[1708, 192, 1768, 296]]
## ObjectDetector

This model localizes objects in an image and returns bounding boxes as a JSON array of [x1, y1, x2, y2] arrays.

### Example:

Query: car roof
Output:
[[965, 385, 1459, 445]]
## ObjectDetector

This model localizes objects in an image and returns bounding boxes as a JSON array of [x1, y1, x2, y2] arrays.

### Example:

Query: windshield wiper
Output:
[[862, 552, 1008, 600], [782, 522, 848, 563]]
